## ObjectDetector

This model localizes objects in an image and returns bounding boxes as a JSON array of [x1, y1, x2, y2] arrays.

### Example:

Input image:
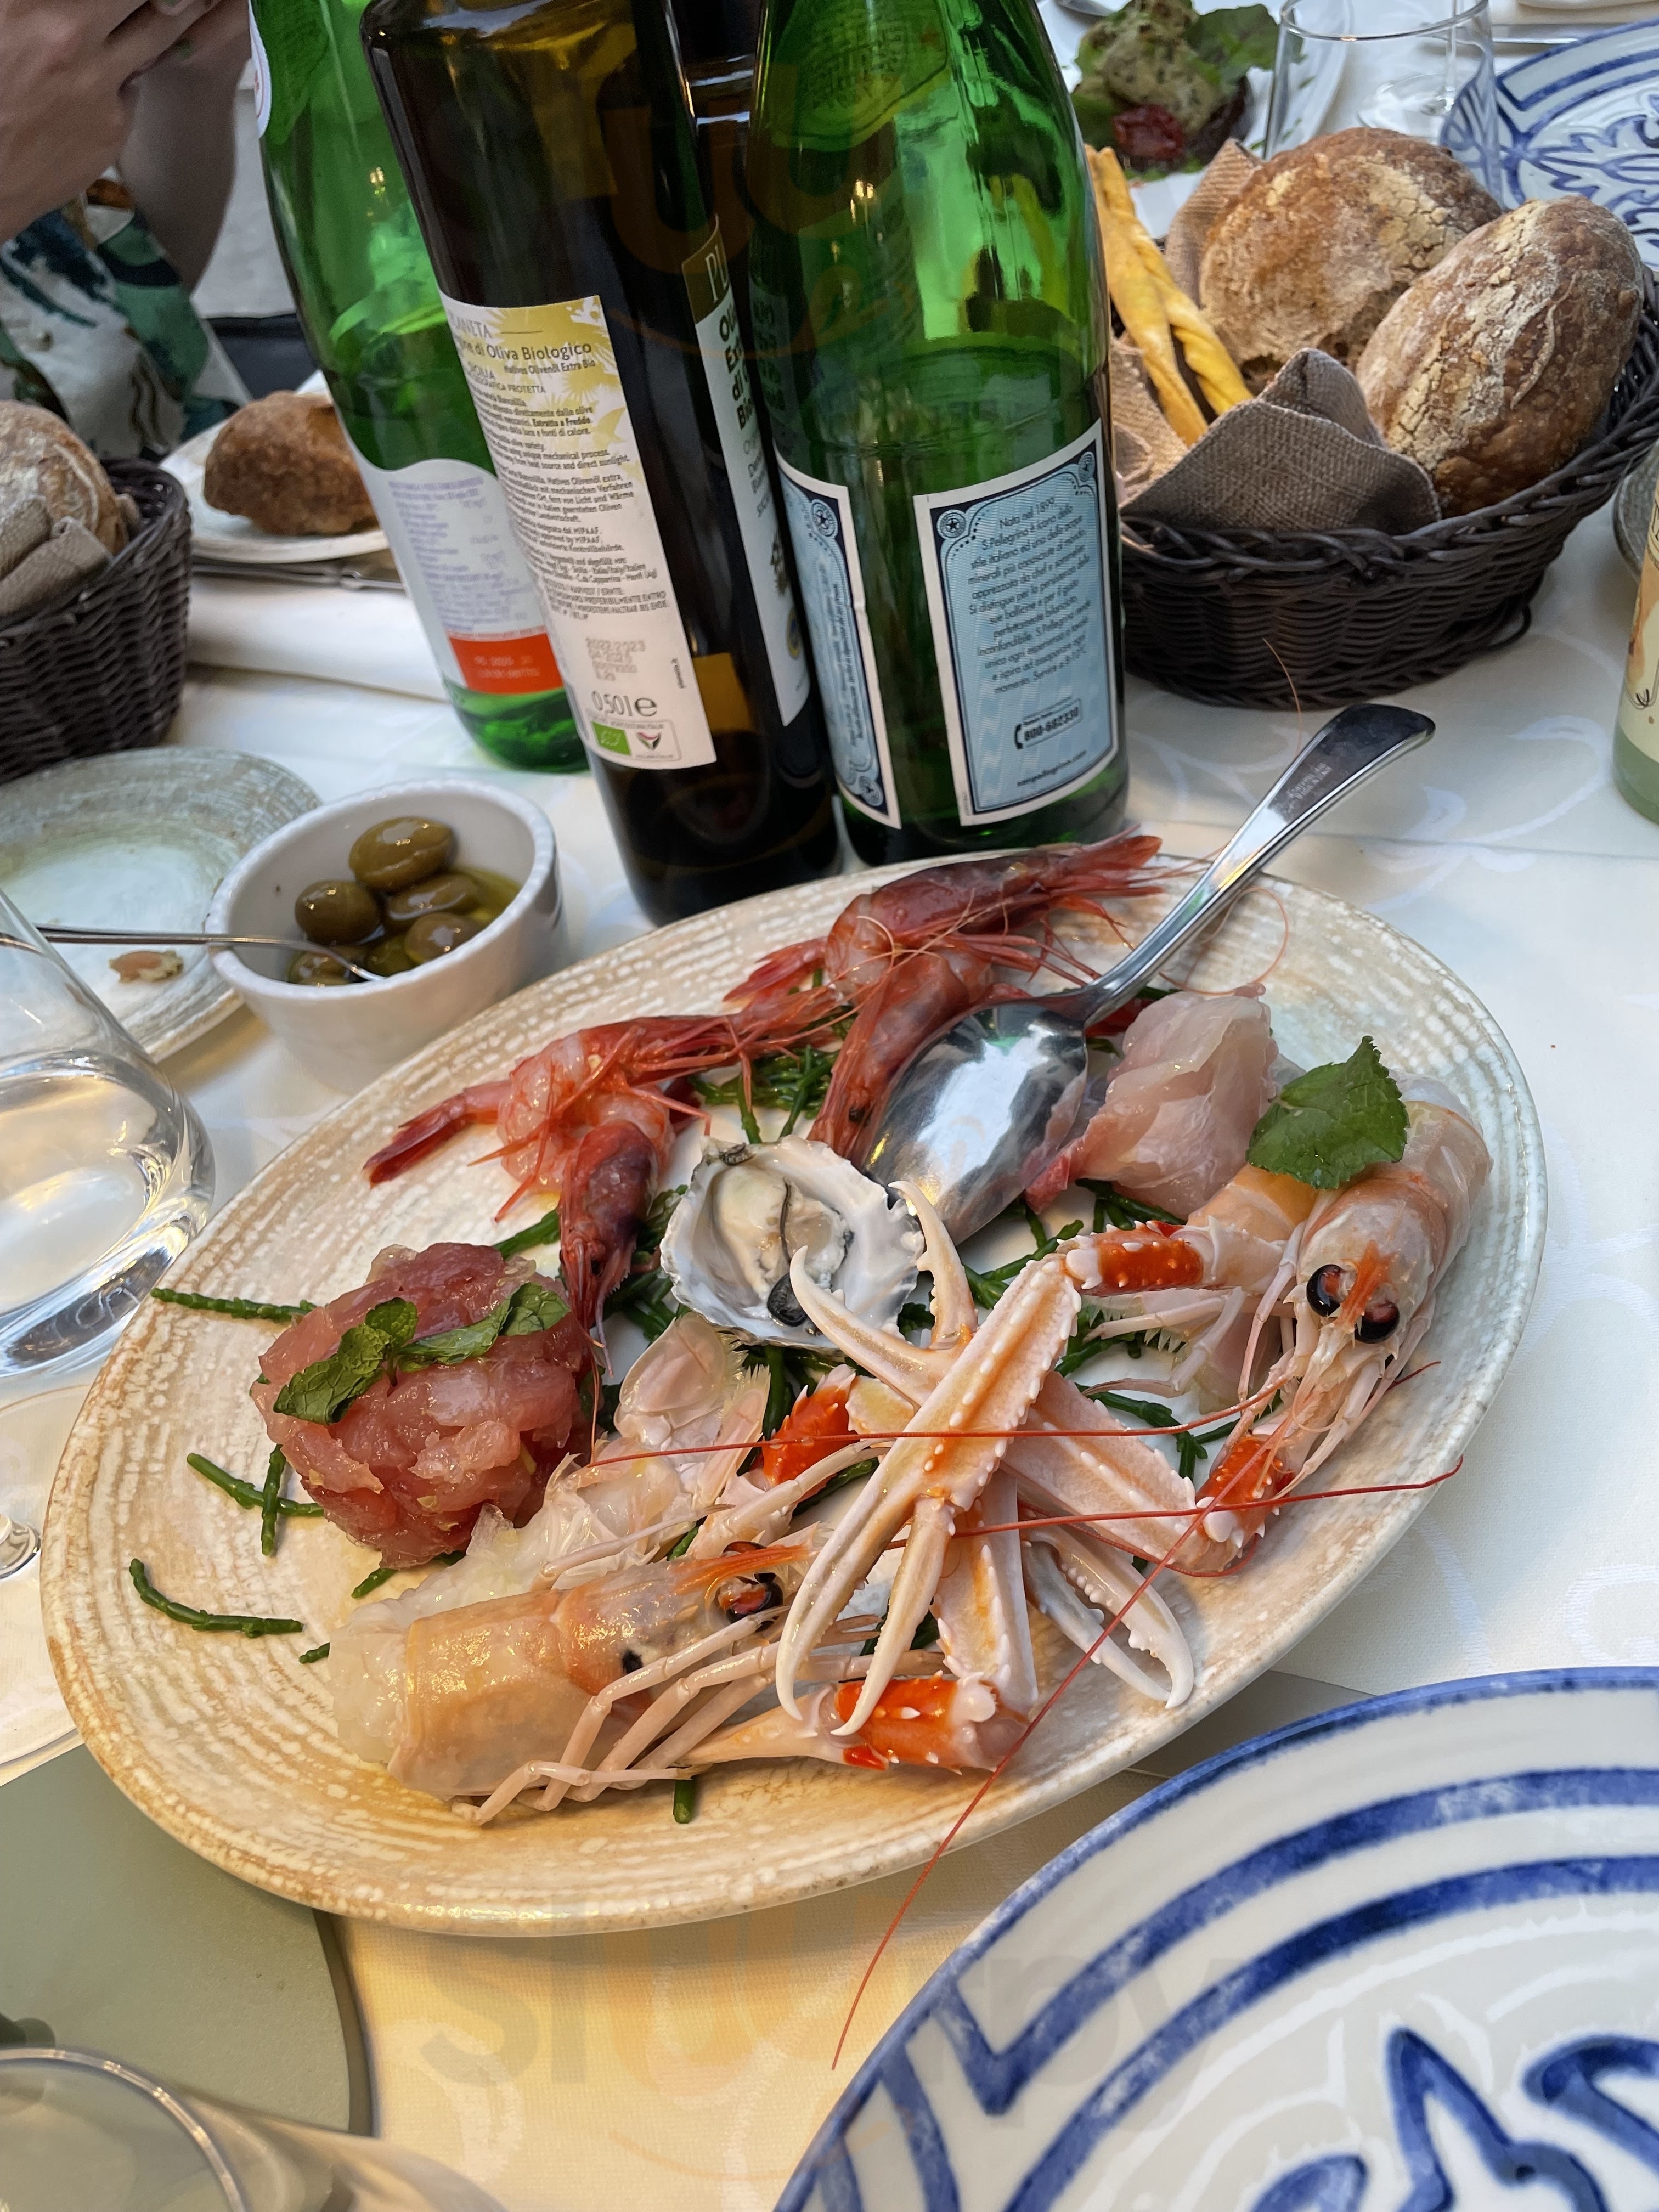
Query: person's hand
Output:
[[0, 0, 220, 241], [142, 0, 249, 89]]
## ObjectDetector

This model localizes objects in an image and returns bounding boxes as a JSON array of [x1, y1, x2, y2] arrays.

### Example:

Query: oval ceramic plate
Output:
[[780, 1668, 1659, 2211], [163, 420, 389, 567], [0, 751, 319, 1060], [42, 872, 1544, 1935]]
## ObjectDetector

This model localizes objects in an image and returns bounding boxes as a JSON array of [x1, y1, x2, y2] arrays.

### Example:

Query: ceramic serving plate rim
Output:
[[40, 867, 1546, 1936], [775, 1664, 1659, 2211], [0, 749, 320, 1060]]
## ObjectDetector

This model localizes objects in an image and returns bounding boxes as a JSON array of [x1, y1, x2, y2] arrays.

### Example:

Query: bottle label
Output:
[[1618, 489, 1659, 764], [776, 458, 899, 827], [770, 0, 949, 151], [345, 444, 562, 698], [685, 238, 812, 727], [438, 289, 716, 770], [249, 7, 272, 137], [915, 421, 1117, 826]]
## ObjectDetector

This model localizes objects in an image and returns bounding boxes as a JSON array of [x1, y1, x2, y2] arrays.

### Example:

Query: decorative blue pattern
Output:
[[1445, 25, 1659, 268], [777, 1671, 1659, 2212]]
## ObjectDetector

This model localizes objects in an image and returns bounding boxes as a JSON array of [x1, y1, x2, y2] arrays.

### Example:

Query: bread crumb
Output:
[[110, 948, 183, 983]]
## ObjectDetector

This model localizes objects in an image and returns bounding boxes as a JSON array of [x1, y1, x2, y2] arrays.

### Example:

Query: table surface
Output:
[[5, 490, 1655, 2208]]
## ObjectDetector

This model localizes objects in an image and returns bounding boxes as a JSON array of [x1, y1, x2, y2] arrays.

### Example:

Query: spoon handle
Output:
[[29, 927, 381, 985], [1068, 702, 1434, 1023]]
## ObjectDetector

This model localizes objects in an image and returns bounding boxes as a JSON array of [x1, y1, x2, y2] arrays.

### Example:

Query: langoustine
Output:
[[777, 1080, 1485, 1731]]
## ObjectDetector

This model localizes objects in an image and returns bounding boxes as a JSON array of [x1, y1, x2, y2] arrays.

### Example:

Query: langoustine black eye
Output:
[[1306, 1264, 1344, 1317], [1356, 1297, 1400, 1343]]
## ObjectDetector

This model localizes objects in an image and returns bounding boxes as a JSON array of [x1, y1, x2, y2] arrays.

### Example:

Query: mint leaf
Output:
[[396, 1279, 569, 1370], [274, 1318, 397, 1424], [364, 1298, 418, 1350], [500, 1280, 569, 1337], [1246, 1037, 1408, 1190], [1189, 5, 1277, 88], [397, 1299, 514, 1370]]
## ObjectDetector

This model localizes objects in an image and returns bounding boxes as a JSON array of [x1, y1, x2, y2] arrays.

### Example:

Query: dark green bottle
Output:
[[747, 0, 1127, 864], [251, 0, 582, 770], [359, 0, 840, 925]]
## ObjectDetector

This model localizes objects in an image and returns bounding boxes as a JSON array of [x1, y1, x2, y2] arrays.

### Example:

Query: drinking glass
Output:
[[0, 889, 212, 1381], [1265, 0, 1501, 200], [0, 2046, 504, 2211]]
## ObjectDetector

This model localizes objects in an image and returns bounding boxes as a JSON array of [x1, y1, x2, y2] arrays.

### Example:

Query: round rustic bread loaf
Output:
[[203, 391, 376, 536], [1356, 196, 1644, 516], [1199, 128, 1499, 387], [0, 401, 126, 552]]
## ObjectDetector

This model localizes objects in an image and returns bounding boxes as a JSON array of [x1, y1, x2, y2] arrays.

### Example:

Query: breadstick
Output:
[[1086, 150, 1206, 446], [1090, 146, 1250, 419]]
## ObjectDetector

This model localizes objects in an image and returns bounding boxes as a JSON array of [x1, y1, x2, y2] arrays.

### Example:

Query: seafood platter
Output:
[[41, 837, 1543, 1934]]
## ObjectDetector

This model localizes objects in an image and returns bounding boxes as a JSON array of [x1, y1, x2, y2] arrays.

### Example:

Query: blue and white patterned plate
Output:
[[781, 1671, 1659, 2211], [1447, 24, 1659, 267]]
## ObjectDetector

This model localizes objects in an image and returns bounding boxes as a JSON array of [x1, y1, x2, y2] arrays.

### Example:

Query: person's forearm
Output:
[[118, 44, 243, 287]]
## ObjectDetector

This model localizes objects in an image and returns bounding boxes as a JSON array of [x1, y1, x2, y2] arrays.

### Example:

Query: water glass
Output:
[[0, 889, 212, 1379], [1266, 0, 1500, 200], [0, 2046, 504, 2211]]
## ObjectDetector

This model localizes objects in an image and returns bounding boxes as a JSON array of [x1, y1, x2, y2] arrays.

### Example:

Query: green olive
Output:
[[362, 935, 416, 978], [403, 911, 483, 964], [294, 878, 382, 946], [382, 870, 478, 927], [348, 815, 456, 891], [287, 948, 359, 988], [463, 864, 521, 926]]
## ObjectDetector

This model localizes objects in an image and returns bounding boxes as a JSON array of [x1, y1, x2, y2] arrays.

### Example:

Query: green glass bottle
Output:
[[1614, 470, 1659, 821], [250, 0, 582, 769], [358, 0, 839, 925], [746, 0, 1127, 864]]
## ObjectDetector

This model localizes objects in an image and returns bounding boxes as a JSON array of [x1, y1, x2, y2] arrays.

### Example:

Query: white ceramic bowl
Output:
[[207, 779, 563, 1092]]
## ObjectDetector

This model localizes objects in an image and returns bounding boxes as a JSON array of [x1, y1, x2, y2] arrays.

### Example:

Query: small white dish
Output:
[[163, 420, 390, 569], [206, 779, 564, 1093]]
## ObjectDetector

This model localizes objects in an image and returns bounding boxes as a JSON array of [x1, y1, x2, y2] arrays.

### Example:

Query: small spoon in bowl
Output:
[[18, 927, 382, 985]]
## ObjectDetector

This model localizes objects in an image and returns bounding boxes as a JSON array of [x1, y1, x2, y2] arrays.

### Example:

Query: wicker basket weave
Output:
[[1120, 278, 1659, 710], [0, 458, 191, 786]]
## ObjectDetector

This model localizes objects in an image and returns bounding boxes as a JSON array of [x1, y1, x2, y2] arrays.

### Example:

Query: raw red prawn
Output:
[[362, 1011, 828, 1333], [723, 831, 1170, 1161]]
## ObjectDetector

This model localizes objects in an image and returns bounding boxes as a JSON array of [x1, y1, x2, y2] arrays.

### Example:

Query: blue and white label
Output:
[[916, 420, 1118, 826], [776, 457, 899, 828]]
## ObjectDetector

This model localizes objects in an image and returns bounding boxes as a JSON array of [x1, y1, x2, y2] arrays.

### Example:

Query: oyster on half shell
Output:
[[659, 1137, 922, 1349]]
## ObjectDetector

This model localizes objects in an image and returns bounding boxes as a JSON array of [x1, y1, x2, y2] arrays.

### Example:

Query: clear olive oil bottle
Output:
[[746, 0, 1127, 864], [252, 0, 581, 770], [359, 0, 839, 923]]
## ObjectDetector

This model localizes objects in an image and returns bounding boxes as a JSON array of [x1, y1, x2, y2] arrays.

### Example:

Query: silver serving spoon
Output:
[[860, 701, 1435, 1242], [19, 927, 382, 985]]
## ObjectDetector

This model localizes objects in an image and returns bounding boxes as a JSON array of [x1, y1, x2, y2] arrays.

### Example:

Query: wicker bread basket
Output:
[[0, 459, 191, 785], [1120, 275, 1659, 709]]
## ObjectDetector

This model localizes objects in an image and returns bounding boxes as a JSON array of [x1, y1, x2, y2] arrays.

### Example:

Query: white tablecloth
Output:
[[9, 496, 1659, 2206]]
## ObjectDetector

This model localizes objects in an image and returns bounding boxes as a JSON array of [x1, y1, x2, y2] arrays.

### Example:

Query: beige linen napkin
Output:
[[0, 501, 110, 619], [1123, 349, 1442, 532]]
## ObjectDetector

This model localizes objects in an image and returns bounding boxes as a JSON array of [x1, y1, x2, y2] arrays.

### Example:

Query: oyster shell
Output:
[[660, 1137, 922, 1348]]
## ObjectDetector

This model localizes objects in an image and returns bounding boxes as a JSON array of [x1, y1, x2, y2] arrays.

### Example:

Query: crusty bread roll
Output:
[[1199, 128, 1499, 387], [1357, 197, 1644, 516], [203, 391, 376, 536], [0, 402, 126, 553]]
